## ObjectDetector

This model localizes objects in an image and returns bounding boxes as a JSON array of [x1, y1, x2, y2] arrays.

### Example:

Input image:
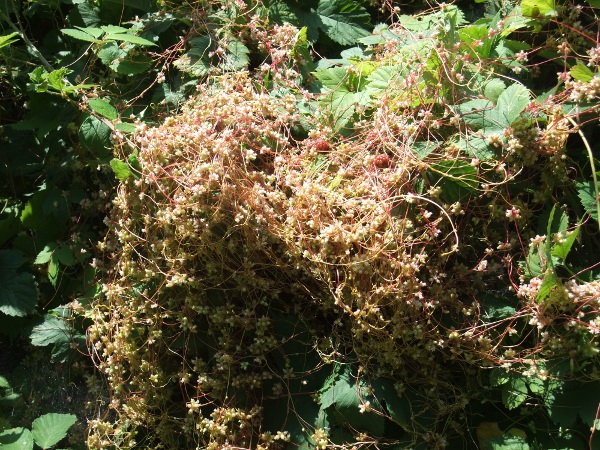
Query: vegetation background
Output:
[[1, 0, 600, 448]]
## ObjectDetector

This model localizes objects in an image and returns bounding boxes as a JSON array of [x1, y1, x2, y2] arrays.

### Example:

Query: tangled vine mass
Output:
[[86, 2, 600, 449]]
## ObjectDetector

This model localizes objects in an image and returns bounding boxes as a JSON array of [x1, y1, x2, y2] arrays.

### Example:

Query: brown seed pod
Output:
[[374, 154, 390, 168]]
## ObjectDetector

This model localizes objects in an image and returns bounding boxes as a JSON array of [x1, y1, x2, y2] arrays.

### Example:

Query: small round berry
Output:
[[312, 138, 330, 152], [374, 154, 390, 168]]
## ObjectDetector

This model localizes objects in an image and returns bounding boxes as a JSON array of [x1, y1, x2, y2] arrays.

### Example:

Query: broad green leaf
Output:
[[521, 0, 556, 17], [0, 427, 33, 450], [110, 158, 133, 180], [527, 376, 545, 395], [30, 314, 70, 347], [79, 116, 112, 156], [319, 365, 384, 436], [315, 67, 349, 91], [371, 378, 409, 427], [48, 257, 60, 287], [104, 33, 156, 46], [483, 78, 507, 103], [224, 40, 249, 71], [88, 98, 118, 121], [0, 376, 10, 389], [536, 270, 560, 302], [0, 250, 39, 317], [429, 160, 478, 203], [586, 0, 600, 6], [485, 435, 530, 450], [34, 242, 58, 265], [502, 374, 528, 409], [551, 226, 579, 261], [75, 26, 104, 39], [100, 25, 129, 34], [47, 68, 69, 91], [315, 0, 371, 45], [0, 32, 19, 49], [570, 62, 594, 82], [116, 122, 137, 133], [457, 134, 496, 160], [31, 413, 76, 449], [480, 293, 517, 320], [0, 216, 20, 247], [496, 83, 530, 126], [366, 66, 405, 97], [61, 28, 100, 43], [456, 98, 496, 129], [490, 368, 510, 386], [576, 180, 599, 223]]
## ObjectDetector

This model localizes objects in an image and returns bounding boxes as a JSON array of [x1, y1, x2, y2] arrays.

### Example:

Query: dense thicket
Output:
[[1, 0, 600, 449]]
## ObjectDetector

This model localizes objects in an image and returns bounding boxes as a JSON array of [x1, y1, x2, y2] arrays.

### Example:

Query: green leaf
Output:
[[495, 83, 530, 126], [570, 62, 594, 82], [30, 314, 70, 347], [104, 33, 156, 46], [429, 160, 478, 203], [79, 116, 112, 156], [0, 32, 19, 49], [224, 40, 249, 71], [88, 98, 118, 121], [47, 68, 69, 91], [31, 413, 76, 449], [576, 180, 599, 223], [371, 378, 409, 427], [100, 25, 129, 34], [483, 78, 507, 103], [110, 158, 132, 180], [490, 368, 510, 387], [551, 226, 579, 261], [485, 435, 530, 450], [61, 28, 100, 43], [502, 374, 528, 409], [457, 134, 496, 160], [521, 0, 556, 17], [315, 0, 371, 45], [0, 250, 39, 317], [0, 216, 20, 247], [0, 427, 34, 450], [456, 98, 496, 129], [319, 365, 384, 436], [34, 243, 58, 265], [536, 270, 559, 302]]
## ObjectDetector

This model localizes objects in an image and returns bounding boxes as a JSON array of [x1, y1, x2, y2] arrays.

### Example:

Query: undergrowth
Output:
[[86, 1, 600, 449]]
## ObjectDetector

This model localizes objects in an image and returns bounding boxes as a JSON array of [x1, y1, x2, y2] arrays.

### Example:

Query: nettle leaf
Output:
[[551, 226, 579, 261], [30, 314, 84, 362], [483, 78, 507, 103], [79, 115, 112, 157], [315, 0, 371, 45], [224, 40, 249, 71], [104, 33, 156, 47], [319, 365, 384, 436], [485, 435, 530, 450], [0, 250, 39, 317], [371, 378, 410, 427], [47, 68, 69, 91], [496, 83, 531, 126], [31, 413, 76, 449], [521, 0, 556, 17], [456, 98, 496, 129], [88, 98, 118, 121], [0, 427, 34, 450], [110, 158, 133, 180], [457, 134, 496, 161], [501, 373, 528, 409], [61, 28, 100, 43], [576, 180, 599, 223], [570, 62, 594, 83], [0, 32, 19, 49]]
